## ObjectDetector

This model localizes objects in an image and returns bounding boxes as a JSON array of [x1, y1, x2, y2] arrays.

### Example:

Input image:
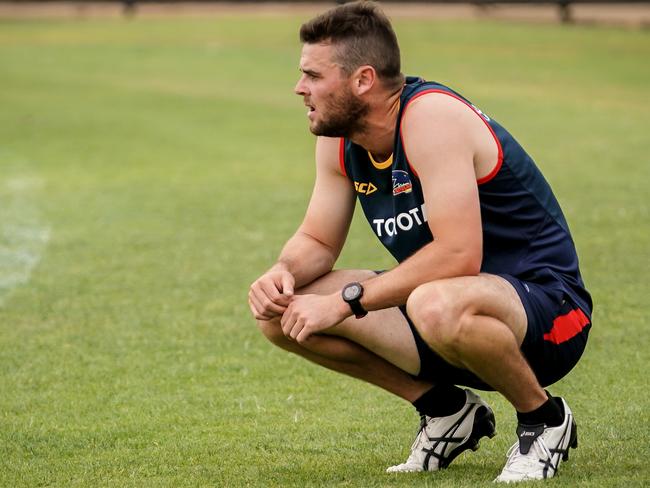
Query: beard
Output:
[[309, 87, 370, 138]]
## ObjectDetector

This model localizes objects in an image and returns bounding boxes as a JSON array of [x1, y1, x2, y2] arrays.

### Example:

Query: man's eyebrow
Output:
[[300, 68, 320, 77]]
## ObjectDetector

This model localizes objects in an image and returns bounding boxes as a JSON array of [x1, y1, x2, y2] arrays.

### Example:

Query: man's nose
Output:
[[294, 76, 307, 96]]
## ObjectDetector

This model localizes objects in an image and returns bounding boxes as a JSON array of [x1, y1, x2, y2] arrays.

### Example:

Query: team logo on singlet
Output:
[[392, 170, 412, 196], [354, 181, 378, 195]]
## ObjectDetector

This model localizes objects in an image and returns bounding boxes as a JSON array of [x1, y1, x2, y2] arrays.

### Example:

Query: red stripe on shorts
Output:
[[543, 308, 590, 345]]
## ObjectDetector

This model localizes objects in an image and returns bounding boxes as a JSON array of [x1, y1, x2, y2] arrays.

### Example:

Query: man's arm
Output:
[[248, 136, 355, 320], [359, 93, 494, 311], [275, 137, 355, 288]]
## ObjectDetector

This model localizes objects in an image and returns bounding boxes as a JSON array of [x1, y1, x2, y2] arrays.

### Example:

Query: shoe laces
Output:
[[402, 415, 430, 464], [503, 436, 552, 475]]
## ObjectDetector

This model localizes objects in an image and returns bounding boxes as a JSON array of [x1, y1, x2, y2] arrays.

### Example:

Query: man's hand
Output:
[[280, 293, 351, 344], [248, 268, 295, 321]]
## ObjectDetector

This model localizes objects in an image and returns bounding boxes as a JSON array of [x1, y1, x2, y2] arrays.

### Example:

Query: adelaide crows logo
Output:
[[392, 170, 412, 196]]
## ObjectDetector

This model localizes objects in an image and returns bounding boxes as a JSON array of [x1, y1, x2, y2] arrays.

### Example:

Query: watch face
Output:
[[343, 283, 361, 301]]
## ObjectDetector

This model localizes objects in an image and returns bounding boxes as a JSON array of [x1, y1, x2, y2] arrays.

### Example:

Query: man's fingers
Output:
[[295, 326, 312, 344], [289, 319, 304, 341], [259, 280, 292, 307], [248, 297, 272, 320], [248, 293, 281, 320], [248, 298, 274, 321], [261, 297, 287, 316], [258, 280, 282, 300], [247, 298, 259, 318], [281, 273, 295, 297], [248, 292, 267, 316], [249, 286, 287, 316], [281, 307, 298, 338]]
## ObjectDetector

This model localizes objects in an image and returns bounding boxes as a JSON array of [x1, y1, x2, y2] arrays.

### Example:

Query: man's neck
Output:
[[350, 87, 403, 162]]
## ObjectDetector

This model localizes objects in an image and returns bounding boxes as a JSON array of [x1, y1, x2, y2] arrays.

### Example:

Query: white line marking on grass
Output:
[[0, 172, 51, 306]]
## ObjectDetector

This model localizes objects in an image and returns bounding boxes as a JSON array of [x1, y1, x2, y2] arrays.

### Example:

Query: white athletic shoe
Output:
[[494, 398, 578, 483], [386, 389, 496, 473]]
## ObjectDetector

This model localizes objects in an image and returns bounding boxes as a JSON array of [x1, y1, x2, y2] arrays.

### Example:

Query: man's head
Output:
[[295, 1, 404, 137], [299, 1, 403, 90]]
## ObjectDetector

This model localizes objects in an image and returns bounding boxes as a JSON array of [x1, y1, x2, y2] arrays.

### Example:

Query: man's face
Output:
[[294, 42, 369, 138]]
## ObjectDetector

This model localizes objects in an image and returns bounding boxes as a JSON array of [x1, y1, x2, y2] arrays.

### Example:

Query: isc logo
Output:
[[354, 181, 377, 195]]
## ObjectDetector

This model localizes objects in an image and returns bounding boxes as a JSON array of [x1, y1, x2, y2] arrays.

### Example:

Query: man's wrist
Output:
[[333, 291, 353, 320], [270, 261, 291, 274]]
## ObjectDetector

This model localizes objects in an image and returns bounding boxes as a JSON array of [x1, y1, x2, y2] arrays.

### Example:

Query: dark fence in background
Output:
[[3, 0, 649, 23]]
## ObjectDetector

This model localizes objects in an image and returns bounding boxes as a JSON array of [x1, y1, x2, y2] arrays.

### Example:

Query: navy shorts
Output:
[[403, 274, 592, 390]]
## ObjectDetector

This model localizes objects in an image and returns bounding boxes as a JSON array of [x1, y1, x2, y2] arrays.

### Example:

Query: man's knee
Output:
[[256, 317, 289, 348], [256, 317, 322, 359], [406, 282, 467, 353]]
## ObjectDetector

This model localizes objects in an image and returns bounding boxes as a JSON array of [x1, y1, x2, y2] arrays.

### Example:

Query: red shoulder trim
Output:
[[399, 89, 503, 184], [338, 138, 347, 176]]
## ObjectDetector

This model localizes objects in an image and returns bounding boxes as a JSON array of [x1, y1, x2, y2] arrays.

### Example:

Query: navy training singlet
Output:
[[340, 77, 592, 317]]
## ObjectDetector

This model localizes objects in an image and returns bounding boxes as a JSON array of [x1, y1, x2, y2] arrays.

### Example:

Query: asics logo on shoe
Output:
[[516, 423, 544, 454]]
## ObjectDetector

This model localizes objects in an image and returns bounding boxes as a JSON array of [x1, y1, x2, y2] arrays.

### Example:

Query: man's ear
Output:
[[352, 65, 376, 96]]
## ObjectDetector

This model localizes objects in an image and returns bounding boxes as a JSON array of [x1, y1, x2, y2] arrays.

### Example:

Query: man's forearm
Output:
[[272, 231, 338, 288], [360, 241, 481, 312]]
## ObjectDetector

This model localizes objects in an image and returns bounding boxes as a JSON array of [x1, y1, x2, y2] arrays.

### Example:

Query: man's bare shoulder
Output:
[[401, 91, 497, 176], [315, 136, 344, 174], [402, 91, 480, 133]]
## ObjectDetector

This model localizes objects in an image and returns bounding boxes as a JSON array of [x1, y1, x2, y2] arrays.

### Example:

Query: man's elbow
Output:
[[447, 247, 482, 277], [460, 257, 481, 276]]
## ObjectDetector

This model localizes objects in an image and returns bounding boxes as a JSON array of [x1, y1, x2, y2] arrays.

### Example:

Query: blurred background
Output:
[[1, 1, 648, 486]]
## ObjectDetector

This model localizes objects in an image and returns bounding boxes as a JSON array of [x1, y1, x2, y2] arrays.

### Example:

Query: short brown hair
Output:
[[300, 1, 404, 89]]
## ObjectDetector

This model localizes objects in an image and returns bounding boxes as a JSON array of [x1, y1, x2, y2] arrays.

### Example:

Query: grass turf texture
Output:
[[0, 12, 649, 487]]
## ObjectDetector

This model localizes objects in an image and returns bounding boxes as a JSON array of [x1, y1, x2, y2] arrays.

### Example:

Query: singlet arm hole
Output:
[[338, 137, 347, 177], [399, 89, 503, 184]]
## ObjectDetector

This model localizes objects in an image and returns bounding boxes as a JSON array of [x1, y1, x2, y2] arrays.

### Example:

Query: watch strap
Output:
[[348, 298, 367, 319]]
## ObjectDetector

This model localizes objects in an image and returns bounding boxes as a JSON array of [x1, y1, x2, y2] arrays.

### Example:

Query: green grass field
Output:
[[0, 11, 649, 487]]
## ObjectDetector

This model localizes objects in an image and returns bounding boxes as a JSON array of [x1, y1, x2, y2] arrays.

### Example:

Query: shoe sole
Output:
[[439, 405, 497, 469]]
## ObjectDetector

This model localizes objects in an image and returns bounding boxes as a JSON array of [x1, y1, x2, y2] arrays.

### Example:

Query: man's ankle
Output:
[[516, 391, 564, 427], [412, 384, 467, 418]]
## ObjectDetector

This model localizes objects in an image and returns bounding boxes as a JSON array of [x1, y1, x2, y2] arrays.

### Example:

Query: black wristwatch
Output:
[[342, 282, 367, 319]]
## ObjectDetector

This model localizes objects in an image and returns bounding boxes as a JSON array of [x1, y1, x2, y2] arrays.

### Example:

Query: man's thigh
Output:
[[407, 272, 589, 388], [409, 273, 528, 345], [297, 269, 421, 376]]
